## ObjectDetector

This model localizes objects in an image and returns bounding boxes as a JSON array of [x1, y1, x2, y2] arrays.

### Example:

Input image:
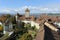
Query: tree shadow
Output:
[[44, 25, 55, 40]]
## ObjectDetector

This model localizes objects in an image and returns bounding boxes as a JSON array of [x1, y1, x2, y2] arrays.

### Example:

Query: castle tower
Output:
[[25, 8, 30, 18]]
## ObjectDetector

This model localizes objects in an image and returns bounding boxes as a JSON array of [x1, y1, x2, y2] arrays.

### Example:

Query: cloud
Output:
[[0, 6, 60, 13], [0, 8, 11, 13], [3, 9, 10, 13]]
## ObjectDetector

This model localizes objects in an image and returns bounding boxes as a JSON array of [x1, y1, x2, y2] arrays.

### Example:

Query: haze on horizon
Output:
[[0, 0, 60, 14]]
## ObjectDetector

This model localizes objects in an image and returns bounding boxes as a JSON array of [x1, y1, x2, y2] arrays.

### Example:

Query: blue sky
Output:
[[0, 0, 60, 14]]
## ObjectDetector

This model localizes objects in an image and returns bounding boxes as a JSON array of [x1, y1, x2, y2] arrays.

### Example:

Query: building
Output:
[[4, 19, 13, 34], [25, 8, 30, 18], [15, 13, 19, 22], [0, 15, 7, 22]]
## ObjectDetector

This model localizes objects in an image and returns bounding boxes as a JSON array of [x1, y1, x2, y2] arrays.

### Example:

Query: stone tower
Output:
[[25, 8, 30, 18]]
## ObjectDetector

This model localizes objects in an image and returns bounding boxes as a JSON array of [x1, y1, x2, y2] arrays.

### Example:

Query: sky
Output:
[[0, 0, 60, 14]]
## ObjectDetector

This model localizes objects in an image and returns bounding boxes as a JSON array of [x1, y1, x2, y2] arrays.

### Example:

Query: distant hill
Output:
[[0, 13, 60, 17], [48, 13, 60, 16]]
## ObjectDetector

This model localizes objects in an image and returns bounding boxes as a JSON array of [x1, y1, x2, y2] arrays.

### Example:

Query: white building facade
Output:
[[22, 20, 40, 29]]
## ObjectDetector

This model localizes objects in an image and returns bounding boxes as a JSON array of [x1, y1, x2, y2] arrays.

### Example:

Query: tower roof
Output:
[[25, 8, 30, 12]]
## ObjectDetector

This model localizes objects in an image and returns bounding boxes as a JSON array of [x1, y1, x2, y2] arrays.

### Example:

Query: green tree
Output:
[[18, 33, 32, 40], [6, 14, 11, 18], [0, 25, 3, 32], [24, 23, 31, 28], [9, 16, 16, 24], [32, 25, 37, 31]]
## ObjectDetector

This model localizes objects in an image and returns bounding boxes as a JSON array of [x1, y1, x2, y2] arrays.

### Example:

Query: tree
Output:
[[24, 23, 31, 28], [9, 16, 16, 24], [0, 25, 3, 32], [6, 14, 11, 18], [18, 33, 32, 40], [32, 25, 37, 31]]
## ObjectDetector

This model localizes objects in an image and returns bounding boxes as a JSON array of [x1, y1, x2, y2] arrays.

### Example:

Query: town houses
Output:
[[15, 8, 60, 40], [0, 8, 60, 40]]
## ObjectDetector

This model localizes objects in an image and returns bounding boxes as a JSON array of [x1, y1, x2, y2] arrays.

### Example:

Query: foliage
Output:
[[18, 33, 32, 40], [0, 25, 3, 32], [20, 22, 25, 29], [24, 23, 31, 28], [0, 32, 9, 40], [16, 23, 37, 40], [14, 21, 28, 35], [28, 30, 36, 39], [6, 14, 11, 18], [8, 20, 37, 40], [9, 16, 16, 24], [32, 25, 37, 31]]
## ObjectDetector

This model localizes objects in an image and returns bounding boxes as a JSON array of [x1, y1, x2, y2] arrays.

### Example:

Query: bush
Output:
[[0, 25, 3, 32], [18, 33, 32, 40]]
